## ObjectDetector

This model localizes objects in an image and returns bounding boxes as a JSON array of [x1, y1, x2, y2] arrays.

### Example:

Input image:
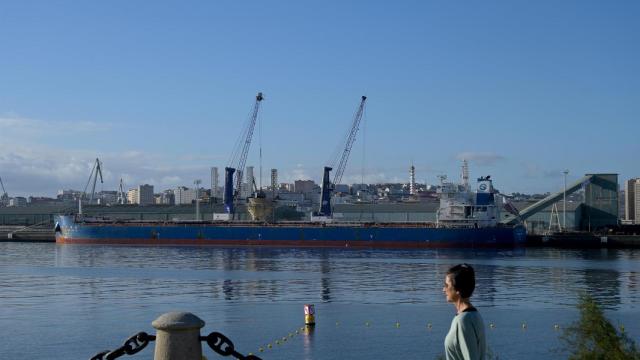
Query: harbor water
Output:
[[1, 243, 639, 359]]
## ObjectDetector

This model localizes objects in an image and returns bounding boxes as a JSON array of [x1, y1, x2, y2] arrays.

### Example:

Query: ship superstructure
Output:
[[437, 174, 501, 228]]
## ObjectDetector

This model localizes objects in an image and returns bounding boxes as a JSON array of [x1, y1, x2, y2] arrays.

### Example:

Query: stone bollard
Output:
[[152, 312, 205, 360]]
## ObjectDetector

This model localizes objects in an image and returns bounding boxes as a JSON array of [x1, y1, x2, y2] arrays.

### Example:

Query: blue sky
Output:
[[1, 0, 638, 197]]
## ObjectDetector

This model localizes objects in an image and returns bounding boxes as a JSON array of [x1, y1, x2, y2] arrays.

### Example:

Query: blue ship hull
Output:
[[54, 215, 526, 248]]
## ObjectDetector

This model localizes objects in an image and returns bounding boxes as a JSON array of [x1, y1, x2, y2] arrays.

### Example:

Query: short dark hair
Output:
[[447, 263, 476, 298]]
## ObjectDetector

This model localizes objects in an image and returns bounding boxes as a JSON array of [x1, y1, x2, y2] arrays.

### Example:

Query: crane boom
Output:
[[82, 158, 103, 204], [332, 96, 367, 185], [0, 176, 8, 204], [316, 96, 367, 218], [224, 92, 264, 215], [234, 92, 264, 193]]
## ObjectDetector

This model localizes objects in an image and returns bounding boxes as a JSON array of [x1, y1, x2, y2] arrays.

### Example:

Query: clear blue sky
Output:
[[1, 0, 638, 197]]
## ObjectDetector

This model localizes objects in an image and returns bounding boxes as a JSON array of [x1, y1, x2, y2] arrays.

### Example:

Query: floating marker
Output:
[[268, 344, 272, 349], [395, 321, 400, 328], [489, 323, 496, 329], [365, 321, 370, 327], [304, 304, 316, 326], [554, 324, 560, 330], [259, 347, 264, 352], [427, 323, 432, 330], [522, 322, 527, 330]]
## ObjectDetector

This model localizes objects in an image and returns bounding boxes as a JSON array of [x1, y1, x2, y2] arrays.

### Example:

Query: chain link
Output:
[[201, 332, 262, 360], [90, 332, 155, 360]]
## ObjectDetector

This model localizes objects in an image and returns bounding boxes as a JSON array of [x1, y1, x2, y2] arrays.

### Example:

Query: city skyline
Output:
[[1, 1, 638, 197]]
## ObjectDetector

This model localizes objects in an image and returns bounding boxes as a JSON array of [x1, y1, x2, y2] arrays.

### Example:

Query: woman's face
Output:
[[443, 274, 459, 303]]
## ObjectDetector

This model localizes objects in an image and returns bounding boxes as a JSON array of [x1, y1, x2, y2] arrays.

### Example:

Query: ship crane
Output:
[[118, 178, 127, 204], [316, 95, 367, 218], [82, 158, 103, 205], [0, 176, 9, 205], [224, 92, 264, 216]]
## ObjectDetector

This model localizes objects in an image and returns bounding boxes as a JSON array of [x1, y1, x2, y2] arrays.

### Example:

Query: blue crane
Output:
[[317, 95, 367, 218], [224, 92, 264, 215]]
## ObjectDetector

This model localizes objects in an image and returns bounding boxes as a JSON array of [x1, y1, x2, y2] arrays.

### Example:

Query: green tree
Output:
[[560, 294, 640, 359]]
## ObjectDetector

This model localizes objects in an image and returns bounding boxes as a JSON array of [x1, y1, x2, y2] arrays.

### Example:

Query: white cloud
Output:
[[456, 152, 506, 166], [0, 115, 111, 141]]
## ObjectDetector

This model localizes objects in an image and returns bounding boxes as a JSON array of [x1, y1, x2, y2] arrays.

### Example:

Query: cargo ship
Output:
[[54, 94, 525, 248], [54, 173, 526, 248]]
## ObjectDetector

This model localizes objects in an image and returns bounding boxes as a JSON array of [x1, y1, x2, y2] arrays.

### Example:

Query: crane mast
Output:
[[82, 158, 103, 205], [317, 96, 367, 218], [0, 176, 8, 206], [224, 92, 264, 215], [118, 178, 126, 204]]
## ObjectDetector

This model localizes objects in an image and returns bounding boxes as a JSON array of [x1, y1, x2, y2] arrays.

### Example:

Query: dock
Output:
[[0, 226, 55, 242]]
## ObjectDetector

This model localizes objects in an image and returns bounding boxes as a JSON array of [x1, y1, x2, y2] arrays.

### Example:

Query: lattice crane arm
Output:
[[0, 176, 8, 199], [223, 92, 264, 215], [332, 95, 367, 185], [233, 92, 263, 195]]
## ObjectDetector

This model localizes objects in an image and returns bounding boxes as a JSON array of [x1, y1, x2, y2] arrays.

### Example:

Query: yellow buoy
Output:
[[304, 304, 316, 326], [395, 321, 400, 328]]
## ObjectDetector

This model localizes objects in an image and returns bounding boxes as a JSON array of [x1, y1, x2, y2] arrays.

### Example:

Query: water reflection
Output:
[[3, 244, 640, 311], [2, 243, 640, 360]]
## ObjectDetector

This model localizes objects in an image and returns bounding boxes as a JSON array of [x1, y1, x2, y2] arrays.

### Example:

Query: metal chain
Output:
[[90, 332, 155, 360], [201, 332, 262, 360]]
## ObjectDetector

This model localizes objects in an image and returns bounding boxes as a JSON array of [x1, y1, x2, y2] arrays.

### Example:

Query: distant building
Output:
[[9, 197, 27, 207], [57, 189, 82, 202], [211, 167, 219, 199], [160, 189, 175, 205], [270, 169, 278, 194], [625, 178, 640, 224], [294, 180, 316, 194], [174, 186, 197, 205], [98, 191, 118, 205], [27, 196, 60, 205], [127, 188, 138, 204], [137, 185, 154, 205], [280, 183, 294, 192]]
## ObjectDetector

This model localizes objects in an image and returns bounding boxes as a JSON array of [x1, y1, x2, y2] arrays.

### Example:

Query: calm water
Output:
[[1, 243, 639, 360]]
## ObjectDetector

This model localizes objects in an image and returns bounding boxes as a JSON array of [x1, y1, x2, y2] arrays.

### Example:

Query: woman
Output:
[[443, 264, 486, 360]]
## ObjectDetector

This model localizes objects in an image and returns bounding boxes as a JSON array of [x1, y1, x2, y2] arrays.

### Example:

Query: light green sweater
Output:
[[444, 309, 486, 360]]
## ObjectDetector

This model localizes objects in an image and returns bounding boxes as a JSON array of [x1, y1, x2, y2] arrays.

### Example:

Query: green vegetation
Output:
[[560, 294, 640, 360]]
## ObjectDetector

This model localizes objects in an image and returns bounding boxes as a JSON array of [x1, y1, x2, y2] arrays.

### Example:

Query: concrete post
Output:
[[152, 312, 205, 360]]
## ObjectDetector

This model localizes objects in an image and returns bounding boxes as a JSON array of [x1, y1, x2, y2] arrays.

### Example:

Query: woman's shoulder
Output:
[[457, 308, 484, 324]]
